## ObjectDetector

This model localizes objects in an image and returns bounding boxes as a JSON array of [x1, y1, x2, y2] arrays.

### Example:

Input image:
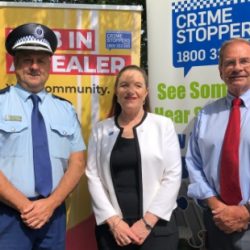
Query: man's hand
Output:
[[21, 198, 56, 229], [212, 205, 249, 233]]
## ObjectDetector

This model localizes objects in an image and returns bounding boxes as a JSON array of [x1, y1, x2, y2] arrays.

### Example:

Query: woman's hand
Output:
[[131, 212, 159, 245], [106, 216, 140, 246], [130, 219, 151, 245]]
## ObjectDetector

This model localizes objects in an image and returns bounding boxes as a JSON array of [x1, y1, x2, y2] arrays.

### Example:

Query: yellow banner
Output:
[[0, 3, 142, 249]]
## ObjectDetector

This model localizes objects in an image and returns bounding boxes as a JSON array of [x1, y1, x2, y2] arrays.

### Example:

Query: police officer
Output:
[[0, 23, 86, 250]]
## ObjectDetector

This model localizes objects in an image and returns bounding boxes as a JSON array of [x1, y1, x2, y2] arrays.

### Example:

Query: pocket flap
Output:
[[50, 123, 74, 136], [0, 122, 28, 133]]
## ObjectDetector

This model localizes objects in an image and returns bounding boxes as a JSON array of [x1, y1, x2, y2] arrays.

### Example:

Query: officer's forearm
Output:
[[47, 151, 85, 208], [0, 170, 31, 212]]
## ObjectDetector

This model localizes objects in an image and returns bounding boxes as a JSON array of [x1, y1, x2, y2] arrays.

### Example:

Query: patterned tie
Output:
[[30, 94, 52, 197], [220, 98, 242, 205]]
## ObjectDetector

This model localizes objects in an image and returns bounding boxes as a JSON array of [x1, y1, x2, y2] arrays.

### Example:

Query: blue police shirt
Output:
[[186, 89, 250, 205], [0, 84, 86, 197]]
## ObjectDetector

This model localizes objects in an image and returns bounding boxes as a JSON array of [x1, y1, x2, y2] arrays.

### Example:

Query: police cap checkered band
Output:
[[5, 23, 57, 55]]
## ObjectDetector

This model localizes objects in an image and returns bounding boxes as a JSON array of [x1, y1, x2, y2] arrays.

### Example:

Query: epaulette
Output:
[[0, 86, 10, 94], [52, 94, 72, 104]]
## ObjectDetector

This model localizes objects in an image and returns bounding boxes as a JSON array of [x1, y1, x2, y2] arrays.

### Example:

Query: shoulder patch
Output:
[[52, 94, 72, 104], [0, 86, 10, 94]]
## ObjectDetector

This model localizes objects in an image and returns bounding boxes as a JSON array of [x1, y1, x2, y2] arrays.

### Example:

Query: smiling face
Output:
[[219, 40, 250, 97], [14, 50, 51, 93], [115, 68, 148, 114]]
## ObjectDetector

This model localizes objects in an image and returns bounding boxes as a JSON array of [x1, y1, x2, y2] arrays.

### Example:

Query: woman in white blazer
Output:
[[86, 65, 182, 250]]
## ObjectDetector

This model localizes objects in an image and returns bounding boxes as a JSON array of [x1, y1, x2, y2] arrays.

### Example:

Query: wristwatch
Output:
[[142, 217, 153, 231]]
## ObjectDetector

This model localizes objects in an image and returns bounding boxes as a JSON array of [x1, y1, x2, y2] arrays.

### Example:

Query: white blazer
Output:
[[86, 112, 182, 225]]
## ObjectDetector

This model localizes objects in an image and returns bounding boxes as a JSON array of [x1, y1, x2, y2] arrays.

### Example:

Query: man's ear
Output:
[[219, 66, 223, 80]]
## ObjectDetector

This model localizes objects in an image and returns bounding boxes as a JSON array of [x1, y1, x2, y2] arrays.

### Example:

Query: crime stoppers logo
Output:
[[172, 0, 250, 76]]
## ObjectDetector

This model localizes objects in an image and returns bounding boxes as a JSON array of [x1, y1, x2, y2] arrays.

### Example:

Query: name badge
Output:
[[5, 115, 22, 122]]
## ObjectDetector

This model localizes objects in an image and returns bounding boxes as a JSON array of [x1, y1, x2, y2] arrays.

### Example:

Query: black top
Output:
[[110, 136, 140, 220]]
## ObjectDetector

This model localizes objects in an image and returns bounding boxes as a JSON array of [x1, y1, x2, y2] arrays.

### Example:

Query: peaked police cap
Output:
[[5, 23, 57, 56]]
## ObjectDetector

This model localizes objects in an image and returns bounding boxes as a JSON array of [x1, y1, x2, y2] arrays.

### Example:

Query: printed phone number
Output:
[[176, 48, 220, 63]]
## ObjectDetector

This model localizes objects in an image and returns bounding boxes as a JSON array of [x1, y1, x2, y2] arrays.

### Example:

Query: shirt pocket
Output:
[[0, 122, 28, 157], [50, 123, 74, 159]]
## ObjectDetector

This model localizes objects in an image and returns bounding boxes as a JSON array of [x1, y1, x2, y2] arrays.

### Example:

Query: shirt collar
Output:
[[240, 89, 250, 109], [14, 84, 47, 103], [226, 89, 250, 109]]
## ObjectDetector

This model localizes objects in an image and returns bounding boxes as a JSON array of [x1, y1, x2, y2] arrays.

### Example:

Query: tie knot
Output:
[[232, 98, 242, 107], [30, 94, 41, 106]]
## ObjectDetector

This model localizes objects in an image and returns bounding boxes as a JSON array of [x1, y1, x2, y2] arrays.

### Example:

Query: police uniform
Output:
[[0, 84, 85, 197], [0, 23, 86, 250]]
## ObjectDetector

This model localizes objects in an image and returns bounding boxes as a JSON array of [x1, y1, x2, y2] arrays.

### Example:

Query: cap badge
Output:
[[34, 25, 44, 39]]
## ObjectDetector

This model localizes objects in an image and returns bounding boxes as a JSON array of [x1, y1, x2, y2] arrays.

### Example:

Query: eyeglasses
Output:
[[222, 57, 250, 68]]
